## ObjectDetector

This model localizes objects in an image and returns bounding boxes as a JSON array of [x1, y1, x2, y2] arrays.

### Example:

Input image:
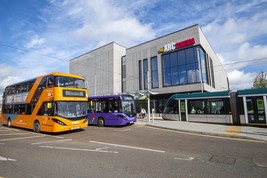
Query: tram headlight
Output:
[[52, 118, 67, 126]]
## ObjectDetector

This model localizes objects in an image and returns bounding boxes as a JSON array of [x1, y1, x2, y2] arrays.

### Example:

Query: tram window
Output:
[[206, 99, 225, 114], [188, 100, 206, 114], [163, 99, 178, 114]]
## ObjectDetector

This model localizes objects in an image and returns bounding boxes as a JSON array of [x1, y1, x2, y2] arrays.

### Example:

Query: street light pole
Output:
[[147, 71, 151, 122]]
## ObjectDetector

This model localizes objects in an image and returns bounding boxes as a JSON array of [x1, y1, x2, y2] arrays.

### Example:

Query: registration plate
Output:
[[71, 126, 80, 130], [72, 121, 80, 124]]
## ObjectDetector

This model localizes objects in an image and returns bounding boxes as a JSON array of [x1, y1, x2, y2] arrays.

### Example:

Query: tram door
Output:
[[180, 100, 186, 121], [246, 97, 266, 123]]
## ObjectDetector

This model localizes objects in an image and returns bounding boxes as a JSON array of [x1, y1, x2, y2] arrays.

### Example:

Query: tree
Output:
[[253, 71, 267, 89]]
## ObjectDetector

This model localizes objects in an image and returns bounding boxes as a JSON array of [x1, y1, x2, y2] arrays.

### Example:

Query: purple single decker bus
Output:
[[88, 94, 137, 127]]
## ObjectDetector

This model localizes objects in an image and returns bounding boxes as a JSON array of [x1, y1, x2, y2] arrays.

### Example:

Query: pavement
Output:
[[136, 117, 267, 142]]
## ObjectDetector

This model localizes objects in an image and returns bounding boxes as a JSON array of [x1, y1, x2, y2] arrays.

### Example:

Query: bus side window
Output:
[[37, 102, 54, 116], [38, 77, 47, 90], [21, 83, 27, 92], [11, 86, 16, 94], [28, 80, 35, 91], [19, 104, 26, 114], [47, 76, 54, 88]]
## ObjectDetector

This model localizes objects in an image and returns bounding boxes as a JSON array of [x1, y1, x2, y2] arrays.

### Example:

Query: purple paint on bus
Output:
[[88, 94, 137, 127]]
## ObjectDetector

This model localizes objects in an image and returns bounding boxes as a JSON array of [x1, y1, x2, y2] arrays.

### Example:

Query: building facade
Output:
[[70, 42, 126, 96], [70, 25, 229, 114]]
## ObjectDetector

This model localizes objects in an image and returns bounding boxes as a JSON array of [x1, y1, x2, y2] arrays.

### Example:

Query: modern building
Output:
[[70, 25, 229, 113], [70, 42, 126, 96]]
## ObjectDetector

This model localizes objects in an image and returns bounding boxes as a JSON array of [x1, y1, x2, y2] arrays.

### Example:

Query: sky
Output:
[[0, 0, 267, 103]]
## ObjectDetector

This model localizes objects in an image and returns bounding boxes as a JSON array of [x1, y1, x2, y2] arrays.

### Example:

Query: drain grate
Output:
[[209, 155, 236, 165]]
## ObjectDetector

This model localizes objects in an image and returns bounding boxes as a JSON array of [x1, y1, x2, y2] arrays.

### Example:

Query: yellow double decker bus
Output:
[[1, 72, 88, 133]]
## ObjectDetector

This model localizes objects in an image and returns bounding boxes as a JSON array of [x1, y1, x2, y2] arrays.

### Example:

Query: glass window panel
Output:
[[151, 56, 159, 88], [188, 100, 206, 114], [200, 48, 207, 83], [187, 63, 196, 83], [171, 67, 179, 85], [195, 61, 201, 83], [163, 98, 178, 114], [162, 54, 170, 69], [138, 60, 142, 90], [178, 65, 187, 84], [178, 50, 186, 65], [206, 99, 224, 114], [186, 48, 195, 64], [151, 56, 158, 71], [152, 71, 159, 88], [163, 68, 171, 86], [143, 59, 148, 89], [170, 52, 178, 67]]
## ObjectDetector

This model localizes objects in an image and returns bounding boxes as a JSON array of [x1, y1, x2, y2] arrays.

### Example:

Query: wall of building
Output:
[[69, 42, 126, 96], [69, 24, 229, 106], [125, 25, 227, 95]]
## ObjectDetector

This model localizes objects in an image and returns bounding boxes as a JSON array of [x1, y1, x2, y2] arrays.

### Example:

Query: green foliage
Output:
[[253, 71, 267, 89]]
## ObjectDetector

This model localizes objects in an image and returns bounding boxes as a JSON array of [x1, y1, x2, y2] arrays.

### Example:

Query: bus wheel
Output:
[[33, 120, 40, 133], [97, 118, 105, 127], [7, 118, 11, 127]]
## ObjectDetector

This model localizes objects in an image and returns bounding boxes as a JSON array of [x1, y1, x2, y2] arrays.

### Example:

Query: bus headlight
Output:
[[52, 118, 67, 126], [117, 115, 127, 120]]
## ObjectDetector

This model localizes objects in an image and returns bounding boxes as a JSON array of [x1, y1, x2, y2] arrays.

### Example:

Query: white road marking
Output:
[[174, 157, 195, 161], [32, 139, 72, 145], [0, 127, 19, 132], [89, 140, 165, 153], [32, 133, 65, 139], [0, 133, 30, 136], [253, 161, 267, 168], [114, 128, 131, 132], [96, 147, 109, 151], [0, 135, 45, 141], [0, 156, 16, 161], [39, 145, 118, 153]]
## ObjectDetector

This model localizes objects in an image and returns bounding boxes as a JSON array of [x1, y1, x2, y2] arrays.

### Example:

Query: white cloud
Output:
[[24, 34, 46, 49], [66, 0, 155, 47], [0, 64, 22, 103], [202, 7, 267, 62], [202, 2, 267, 90], [0, 0, 157, 103], [228, 70, 257, 90], [237, 42, 267, 62]]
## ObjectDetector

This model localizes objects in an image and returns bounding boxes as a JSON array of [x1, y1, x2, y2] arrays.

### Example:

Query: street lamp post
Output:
[[147, 71, 151, 122]]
